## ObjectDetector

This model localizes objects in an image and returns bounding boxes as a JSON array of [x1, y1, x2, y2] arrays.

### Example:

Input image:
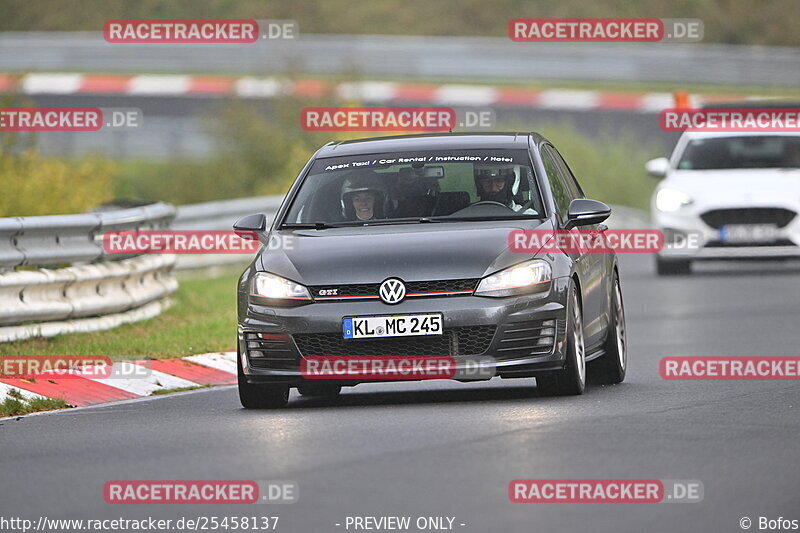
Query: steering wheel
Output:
[[470, 201, 511, 208]]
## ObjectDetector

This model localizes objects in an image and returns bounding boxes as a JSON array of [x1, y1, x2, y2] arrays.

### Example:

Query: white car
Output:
[[646, 131, 800, 275]]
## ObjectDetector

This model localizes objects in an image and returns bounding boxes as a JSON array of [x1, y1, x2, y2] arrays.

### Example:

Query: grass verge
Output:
[[0, 389, 69, 417], [0, 274, 240, 359]]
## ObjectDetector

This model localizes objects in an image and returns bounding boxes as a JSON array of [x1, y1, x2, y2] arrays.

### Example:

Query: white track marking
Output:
[[185, 352, 237, 374]]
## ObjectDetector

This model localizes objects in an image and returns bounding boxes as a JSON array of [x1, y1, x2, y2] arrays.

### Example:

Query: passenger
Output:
[[340, 171, 387, 221]]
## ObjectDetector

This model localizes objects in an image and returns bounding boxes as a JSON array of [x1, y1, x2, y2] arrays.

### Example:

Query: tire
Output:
[[297, 384, 342, 398], [590, 273, 627, 385], [237, 349, 289, 409], [655, 257, 691, 276], [537, 282, 586, 396]]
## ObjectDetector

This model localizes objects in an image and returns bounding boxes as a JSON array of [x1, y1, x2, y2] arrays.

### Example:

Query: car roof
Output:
[[315, 132, 543, 158]]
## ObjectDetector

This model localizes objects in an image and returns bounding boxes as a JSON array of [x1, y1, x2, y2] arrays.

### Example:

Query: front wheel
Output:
[[537, 282, 586, 396], [590, 273, 627, 384], [237, 349, 289, 409]]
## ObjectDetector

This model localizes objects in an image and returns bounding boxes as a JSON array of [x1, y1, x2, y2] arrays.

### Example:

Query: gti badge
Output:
[[379, 278, 406, 304]]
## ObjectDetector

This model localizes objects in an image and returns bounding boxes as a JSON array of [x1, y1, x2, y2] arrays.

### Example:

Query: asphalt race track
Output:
[[2, 254, 799, 532]]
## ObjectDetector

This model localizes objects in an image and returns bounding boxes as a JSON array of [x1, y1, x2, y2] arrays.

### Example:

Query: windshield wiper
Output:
[[283, 218, 443, 229], [427, 215, 542, 222], [356, 217, 442, 226], [281, 222, 342, 230]]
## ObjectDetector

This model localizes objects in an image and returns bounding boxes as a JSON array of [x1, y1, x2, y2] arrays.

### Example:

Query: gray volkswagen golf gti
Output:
[[234, 133, 627, 408]]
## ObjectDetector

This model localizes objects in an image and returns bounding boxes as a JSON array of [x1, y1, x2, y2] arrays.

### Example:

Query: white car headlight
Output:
[[252, 272, 312, 301], [475, 259, 552, 298], [656, 188, 693, 212]]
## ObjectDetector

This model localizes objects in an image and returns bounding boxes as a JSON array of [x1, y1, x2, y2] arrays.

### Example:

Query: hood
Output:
[[663, 168, 800, 207], [258, 220, 550, 285]]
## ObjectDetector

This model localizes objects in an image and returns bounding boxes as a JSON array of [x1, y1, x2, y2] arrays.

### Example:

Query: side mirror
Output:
[[645, 157, 670, 178], [565, 199, 611, 229], [233, 213, 267, 240]]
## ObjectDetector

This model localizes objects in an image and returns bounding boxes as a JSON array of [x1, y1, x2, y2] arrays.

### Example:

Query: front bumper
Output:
[[654, 208, 800, 261], [238, 277, 571, 385]]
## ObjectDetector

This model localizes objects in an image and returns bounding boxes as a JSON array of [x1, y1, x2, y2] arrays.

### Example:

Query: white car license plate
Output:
[[719, 224, 781, 243], [343, 314, 443, 339]]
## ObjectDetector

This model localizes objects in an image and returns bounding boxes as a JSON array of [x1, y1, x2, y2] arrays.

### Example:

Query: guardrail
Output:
[[0, 196, 281, 342], [0, 203, 177, 341], [0, 202, 175, 269]]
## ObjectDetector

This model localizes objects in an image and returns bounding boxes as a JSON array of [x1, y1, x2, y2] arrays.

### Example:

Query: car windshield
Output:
[[282, 149, 544, 226], [677, 136, 800, 170]]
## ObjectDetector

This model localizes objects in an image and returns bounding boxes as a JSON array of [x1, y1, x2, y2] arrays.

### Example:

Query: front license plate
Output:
[[719, 224, 781, 243], [343, 314, 443, 339]]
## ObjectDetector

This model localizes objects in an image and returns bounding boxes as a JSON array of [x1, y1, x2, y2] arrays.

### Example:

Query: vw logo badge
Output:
[[379, 278, 406, 304]]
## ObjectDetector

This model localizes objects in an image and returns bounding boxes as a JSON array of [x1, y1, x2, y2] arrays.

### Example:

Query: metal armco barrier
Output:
[[0, 196, 282, 341], [0, 202, 175, 269], [0, 203, 177, 341]]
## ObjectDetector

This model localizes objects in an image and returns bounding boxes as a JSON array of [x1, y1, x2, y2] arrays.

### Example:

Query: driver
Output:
[[473, 163, 537, 214], [340, 171, 387, 221], [474, 164, 516, 205]]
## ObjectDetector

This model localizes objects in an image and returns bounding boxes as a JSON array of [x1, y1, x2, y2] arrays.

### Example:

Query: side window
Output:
[[547, 145, 584, 199], [539, 147, 571, 224]]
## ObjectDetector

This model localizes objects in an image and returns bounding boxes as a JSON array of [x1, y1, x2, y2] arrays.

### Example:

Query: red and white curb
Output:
[[0, 72, 760, 112], [0, 351, 238, 409]]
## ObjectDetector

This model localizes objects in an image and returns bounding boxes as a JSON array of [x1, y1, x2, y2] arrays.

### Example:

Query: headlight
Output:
[[252, 272, 312, 301], [656, 188, 693, 212], [474, 259, 551, 298]]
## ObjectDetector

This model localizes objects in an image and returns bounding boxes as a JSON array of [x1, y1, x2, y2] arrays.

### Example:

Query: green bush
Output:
[[0, 152, 117, 217], [0, 103, 117, 217], [115, 98, 359, 204]]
